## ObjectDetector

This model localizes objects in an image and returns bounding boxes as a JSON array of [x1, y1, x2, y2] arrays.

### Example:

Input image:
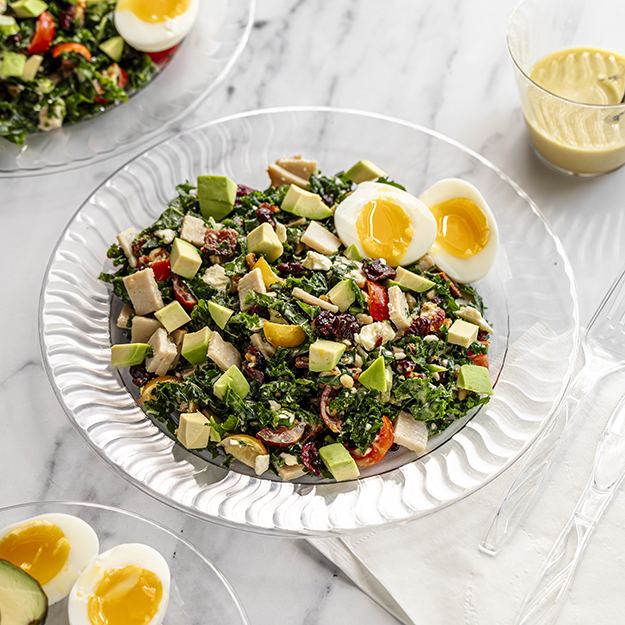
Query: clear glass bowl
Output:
[[39, 107, 579, 535], [0, 0, 254, 177], [0, 501, 249, 624]]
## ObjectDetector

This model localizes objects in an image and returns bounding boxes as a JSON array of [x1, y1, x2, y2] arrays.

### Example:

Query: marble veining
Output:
[[2, 0, 625, 623]]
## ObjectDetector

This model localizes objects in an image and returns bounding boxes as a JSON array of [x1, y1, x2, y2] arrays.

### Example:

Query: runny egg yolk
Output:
[[355, 197, 414, 266], [430, 197, 490, 259], [116, 0, 190, 23], [0, 521, 70, 585], [87, 565, 163, 625]]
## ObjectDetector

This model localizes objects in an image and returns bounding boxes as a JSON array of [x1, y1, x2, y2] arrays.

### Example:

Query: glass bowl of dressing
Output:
[[508, 0, 625, 176]]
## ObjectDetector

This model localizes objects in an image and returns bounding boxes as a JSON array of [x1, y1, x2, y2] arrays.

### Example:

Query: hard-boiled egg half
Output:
[[334, 181, 437, 267], [68, 543, 170, 625], [114, 0, 199, 53], [0, 514, 99, 605], [420, 178, 499, 283]]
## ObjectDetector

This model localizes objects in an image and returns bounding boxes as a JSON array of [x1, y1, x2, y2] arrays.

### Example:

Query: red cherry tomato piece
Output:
[[468, 351, 489, 368], [350, 416, 395, 467], [146, 44, 179, 65], [118, 67, 129, 89], [52, 42, 92, 61], [367, 280, 389, 321], [151, 258, 171, 282], [172, 276, 197, 312], [28, 11, 56, 55]]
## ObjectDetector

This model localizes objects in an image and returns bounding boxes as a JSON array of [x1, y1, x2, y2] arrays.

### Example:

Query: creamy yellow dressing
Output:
[[524, 47, 625, 174]]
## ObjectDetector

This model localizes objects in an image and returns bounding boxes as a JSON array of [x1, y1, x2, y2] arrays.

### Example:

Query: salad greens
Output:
[[101, 159, 493, 482]]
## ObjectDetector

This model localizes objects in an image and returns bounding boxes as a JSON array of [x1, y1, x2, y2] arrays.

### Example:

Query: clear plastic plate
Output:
[[0, 0, 254, 176], [0, 501, 249, 624], [39, 107, 579, 535]]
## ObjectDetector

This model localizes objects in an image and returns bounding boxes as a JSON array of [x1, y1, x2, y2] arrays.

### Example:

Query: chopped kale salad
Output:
[[0, 0, 159, 145], [101, 156, 496, 482]]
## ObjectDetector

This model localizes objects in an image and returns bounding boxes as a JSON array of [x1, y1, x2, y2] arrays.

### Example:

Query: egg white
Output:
[[0, 514, 99, 605], [334, 181, 437, 266], [68, 543, 171, 625], [419, 178, 499, 283], [114, 0, 199, 53]]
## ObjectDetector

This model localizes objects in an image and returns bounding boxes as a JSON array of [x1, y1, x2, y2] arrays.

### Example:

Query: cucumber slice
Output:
[[0, 559, 48, 625]]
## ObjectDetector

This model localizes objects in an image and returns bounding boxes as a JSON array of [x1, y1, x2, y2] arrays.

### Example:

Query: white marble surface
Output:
[[3, 0, 625, 623]]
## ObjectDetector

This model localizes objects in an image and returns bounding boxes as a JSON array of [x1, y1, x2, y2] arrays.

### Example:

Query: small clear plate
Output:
[[39, 108, 579, 535], [0, 0, 254, 176], [0, 501, 249, 624]]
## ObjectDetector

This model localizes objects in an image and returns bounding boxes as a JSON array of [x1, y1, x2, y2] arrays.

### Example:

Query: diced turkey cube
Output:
[[131, 316, 162, 343], [116, 304, 133, 329], [122, 268, 164, 315], [355, 321, 396, 351], [202, 264, 230, 290], [116, 226, 139, 268], [457, 305, 494, 334], [300, 222, 341, 255], [180, 214, 208, 247], [206, 330, 241, 371], [238, 268, 266, 311], [388, 285, 412, 331], [303, 250, 333, 271], [255, 454, 271, 476], [145, 328, 178, 376], [393, 411, 428, 453]]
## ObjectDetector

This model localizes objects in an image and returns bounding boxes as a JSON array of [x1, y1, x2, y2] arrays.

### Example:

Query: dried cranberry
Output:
[[236, 184, 256, 197], [313, 310, 338, 338], [248, 304, 269, 319], [59, 6, 75, 29], [243, 367, 265, 384], [301, 442, 322, 476], [129, 365, 152, 387], [202, 228, 238, 258], [255, 205, 276, 227], [362, 259, 396, 283], [394, 359, 416, 378], [277, 261, 305, 276], [407, 316, 431, 337], [478, 330, 490, 342], [333, 313, 359, 340]]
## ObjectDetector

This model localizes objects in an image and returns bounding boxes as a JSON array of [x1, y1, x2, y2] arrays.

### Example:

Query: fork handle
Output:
[[479, 366, 592, 556], [513, 482, 613, 625]]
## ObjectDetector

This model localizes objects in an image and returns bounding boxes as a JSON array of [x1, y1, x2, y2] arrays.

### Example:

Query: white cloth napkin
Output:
[[311, 368, 625, 625]]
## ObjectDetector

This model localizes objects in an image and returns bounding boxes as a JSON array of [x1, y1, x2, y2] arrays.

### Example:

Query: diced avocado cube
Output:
[[358, 356, 390, 392], [308, 339, 346, 372], [181, 326, 211, 365], [10, 0, 47, 17], [457, 364, 493, 395], [170, 237, 202, 279], [110, 343, 150, 367], [154, 301, 191, 333], [0, 560, 48, 625], [37, 76, 54, 94], [22, 54, 42, 81], [393, 267, 436, 293], [213, 364, 250, 400], [246, 222, 283, 262], [327, 279, 356, 312], [319, 443, 360, 481], [281, 184, 334, 220], [208, 301, 234, 330], [344, 159, 386, 184], [177, 411, 211, 449], [99, 35, 124, 61], [427, 363, 447, 373], [0, 15, 19, 35], [197, 175, 237, 221], [1, 51, 25, 78], [343, 243, 363, 261], [447, 319, 479, 349]]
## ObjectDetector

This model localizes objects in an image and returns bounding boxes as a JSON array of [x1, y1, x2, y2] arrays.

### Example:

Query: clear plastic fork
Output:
[[479, 267, 625, 556]]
